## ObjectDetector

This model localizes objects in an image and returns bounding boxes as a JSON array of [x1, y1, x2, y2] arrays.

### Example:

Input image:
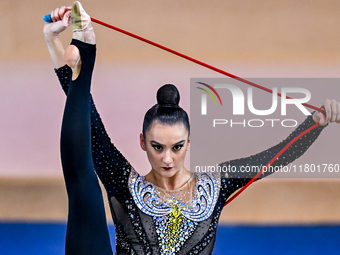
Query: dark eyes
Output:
[[173, 145, 184, 151], [152, 145, 163, 151], [151, 144, 184, 151]]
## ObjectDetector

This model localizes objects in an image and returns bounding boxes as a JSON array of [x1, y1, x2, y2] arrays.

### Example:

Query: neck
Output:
[[145, 167, 191, 191]]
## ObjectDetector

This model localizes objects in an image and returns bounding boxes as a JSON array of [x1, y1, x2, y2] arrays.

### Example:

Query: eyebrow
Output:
[[150, 140, 186, 146]]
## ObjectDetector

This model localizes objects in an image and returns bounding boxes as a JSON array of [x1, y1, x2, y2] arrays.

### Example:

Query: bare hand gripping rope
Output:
[[44, 14, 326, 206]]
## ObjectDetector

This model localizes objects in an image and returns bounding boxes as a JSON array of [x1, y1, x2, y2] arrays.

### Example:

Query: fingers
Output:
[[59, 6, 66, 19], [317, 104, 327, 125], [330, 99, 337, 122], [50, 9, 57, 22], [316, 111, 324, 125], [323, 99, 331, 124], [63, 10, 71, 22], [59, 6, 71, 18], [50, 6, 72, 23], [62, 10, 72, 27], [320, 99, 340, 125]]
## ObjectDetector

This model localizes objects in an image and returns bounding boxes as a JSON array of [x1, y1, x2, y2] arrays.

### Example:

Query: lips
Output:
[[163, 167, 173, 170]]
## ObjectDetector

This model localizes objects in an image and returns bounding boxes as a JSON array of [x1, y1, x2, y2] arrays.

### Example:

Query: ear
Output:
[[186, 137, 190, 151], [140, 133, 146, 151]]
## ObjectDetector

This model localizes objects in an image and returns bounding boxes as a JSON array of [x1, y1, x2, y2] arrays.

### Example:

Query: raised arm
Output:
[[43, 6, 71, 69], [219, 112, 325, 179], [44, 7, 132, 197], [218, 100, 339, 203]]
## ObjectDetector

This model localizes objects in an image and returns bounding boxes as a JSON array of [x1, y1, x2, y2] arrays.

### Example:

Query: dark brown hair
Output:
[[142, 84, 190, 137]]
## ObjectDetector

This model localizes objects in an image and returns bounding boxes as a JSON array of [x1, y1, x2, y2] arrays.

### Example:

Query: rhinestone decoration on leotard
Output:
[[154, 205, 197, 254], [129, 168, 221, 254]]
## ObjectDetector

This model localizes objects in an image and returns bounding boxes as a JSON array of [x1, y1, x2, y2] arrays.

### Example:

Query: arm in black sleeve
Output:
[[55, 65, 132, 197], [218, 113, 328, 201]]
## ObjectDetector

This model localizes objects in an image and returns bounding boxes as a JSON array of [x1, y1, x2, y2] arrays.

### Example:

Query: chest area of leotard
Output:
[[128, 168, 221, 254]]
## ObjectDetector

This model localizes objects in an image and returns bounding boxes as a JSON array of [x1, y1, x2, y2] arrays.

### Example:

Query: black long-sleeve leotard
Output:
[[56, 54, 327, 254]]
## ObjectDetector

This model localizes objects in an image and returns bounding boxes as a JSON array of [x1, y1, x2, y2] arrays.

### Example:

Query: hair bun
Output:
[[156, 84, 180, 106]]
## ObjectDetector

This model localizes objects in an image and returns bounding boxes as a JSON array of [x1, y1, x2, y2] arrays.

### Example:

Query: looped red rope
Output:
[[90, 17, 325, 206]]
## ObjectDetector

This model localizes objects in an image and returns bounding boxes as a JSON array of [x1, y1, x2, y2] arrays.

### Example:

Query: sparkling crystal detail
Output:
[[128, 168, 221, 254]]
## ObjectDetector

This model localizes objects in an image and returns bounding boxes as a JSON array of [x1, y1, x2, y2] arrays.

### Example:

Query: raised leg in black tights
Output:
[[60, 39, 113, 255]]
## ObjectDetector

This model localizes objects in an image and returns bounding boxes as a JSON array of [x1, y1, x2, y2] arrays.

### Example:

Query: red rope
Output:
[[90, 17, 325, 206], [91, 17, 325, 114]]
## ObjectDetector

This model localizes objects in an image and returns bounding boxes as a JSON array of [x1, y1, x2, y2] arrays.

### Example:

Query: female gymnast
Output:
[[43, 2, 340, 254]]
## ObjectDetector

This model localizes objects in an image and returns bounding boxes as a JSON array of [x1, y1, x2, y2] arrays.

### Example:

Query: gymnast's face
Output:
[[140, 121, 190, 179]]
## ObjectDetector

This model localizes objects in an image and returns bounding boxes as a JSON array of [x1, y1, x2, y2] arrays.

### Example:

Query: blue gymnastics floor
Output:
[[0, 222, 339, 254]]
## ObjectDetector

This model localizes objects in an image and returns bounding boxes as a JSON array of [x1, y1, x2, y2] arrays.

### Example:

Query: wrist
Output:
[[44, 32, 59, 43]]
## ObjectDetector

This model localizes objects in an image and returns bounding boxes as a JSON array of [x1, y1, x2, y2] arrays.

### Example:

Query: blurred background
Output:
[[0, 0, 340, 254]]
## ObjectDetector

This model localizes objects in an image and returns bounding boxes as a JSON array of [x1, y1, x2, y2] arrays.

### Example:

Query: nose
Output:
[[162, 149, 173, 165]]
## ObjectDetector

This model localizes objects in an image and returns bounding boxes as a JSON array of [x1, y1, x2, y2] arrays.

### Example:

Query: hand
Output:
[[313, 99, 340, 126], [43, 6, 71, 40]]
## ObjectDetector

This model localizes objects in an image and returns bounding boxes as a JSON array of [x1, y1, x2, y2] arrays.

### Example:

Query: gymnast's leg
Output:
[[60, 2, 113, 254]]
